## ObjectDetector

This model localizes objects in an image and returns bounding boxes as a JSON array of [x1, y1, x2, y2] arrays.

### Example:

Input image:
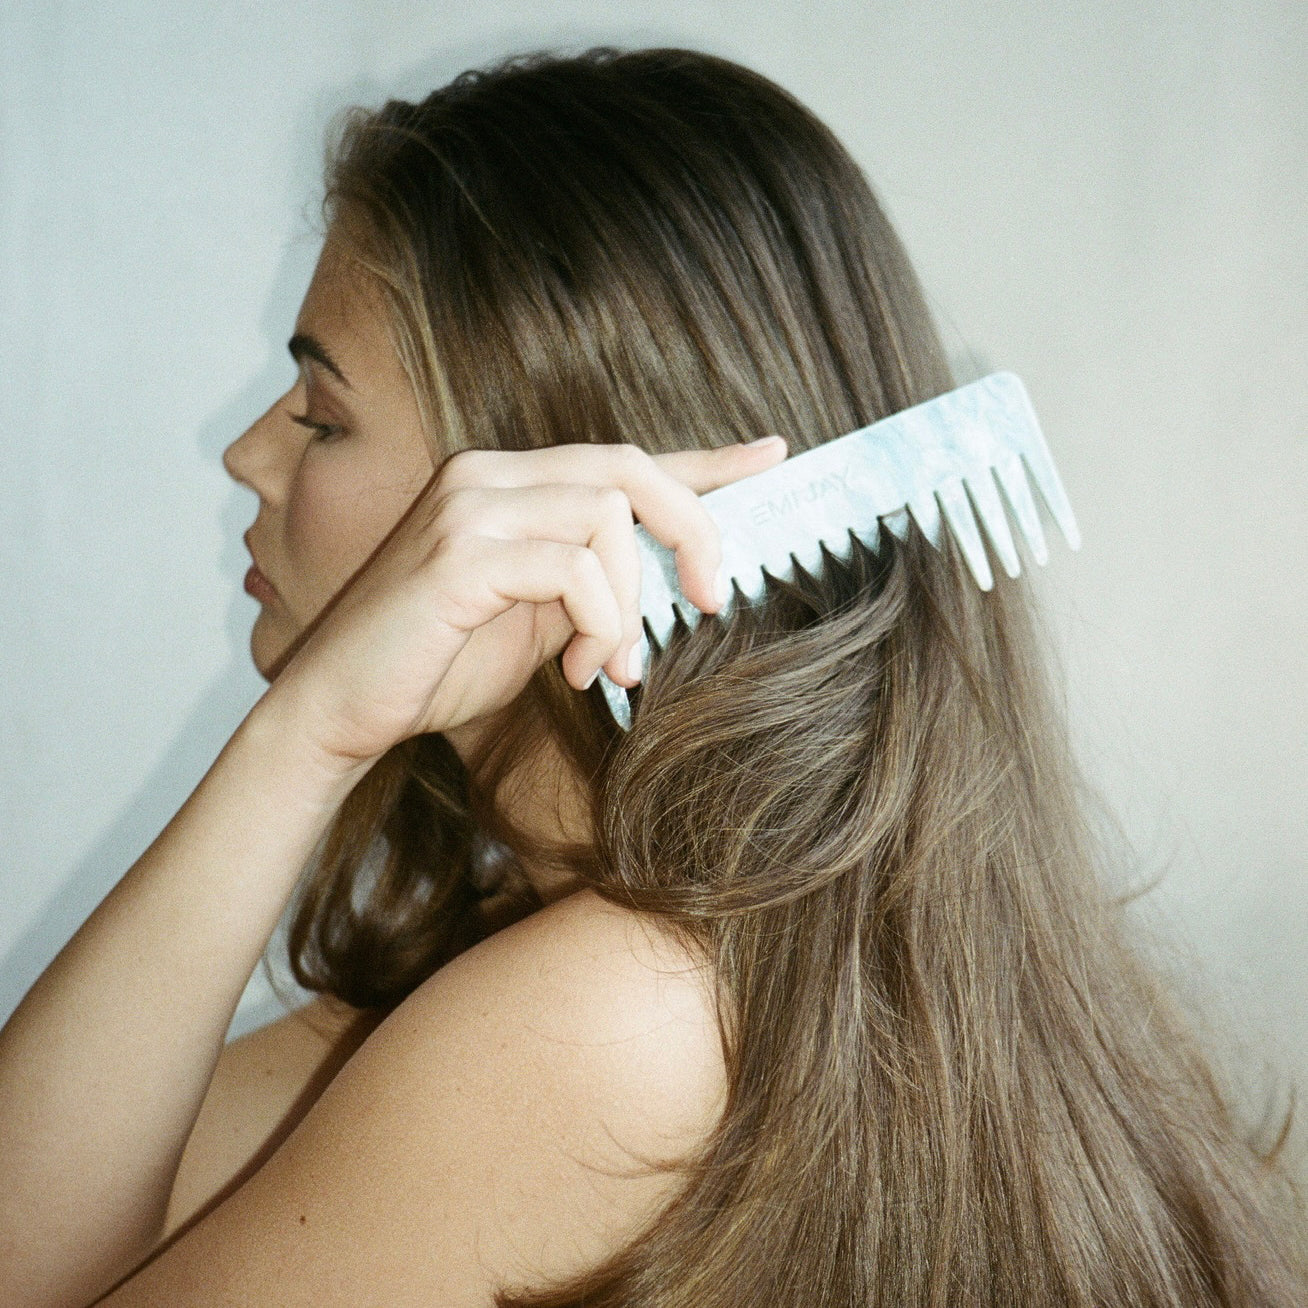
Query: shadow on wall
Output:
[[0, 214, 321, 1032], [2, 25, 707, 1033]]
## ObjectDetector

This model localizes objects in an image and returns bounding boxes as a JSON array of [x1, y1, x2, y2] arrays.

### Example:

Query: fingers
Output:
[[585, 486, 643, 683], [438, 436, 788, 625], [457, 537, 626, 692], [652, 434, 789, 495], [641, 438, 790, 610], [431, 483, 642, 689]]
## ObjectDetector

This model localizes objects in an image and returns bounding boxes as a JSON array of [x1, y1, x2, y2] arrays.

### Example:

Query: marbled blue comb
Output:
[[597, 372, 1080, 730]]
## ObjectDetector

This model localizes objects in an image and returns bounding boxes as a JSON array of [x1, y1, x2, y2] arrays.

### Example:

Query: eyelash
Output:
[[290, 413, 344, 442]]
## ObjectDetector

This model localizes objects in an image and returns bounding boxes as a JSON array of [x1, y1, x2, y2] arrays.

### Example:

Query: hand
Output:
[[269, 437, 788, 773]]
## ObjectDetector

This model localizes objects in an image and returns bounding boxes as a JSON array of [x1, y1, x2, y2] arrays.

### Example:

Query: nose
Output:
[[223, 397, 296, 506]]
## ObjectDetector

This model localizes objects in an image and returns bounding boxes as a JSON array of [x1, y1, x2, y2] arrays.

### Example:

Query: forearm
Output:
[[0, 690, 368, 1308]]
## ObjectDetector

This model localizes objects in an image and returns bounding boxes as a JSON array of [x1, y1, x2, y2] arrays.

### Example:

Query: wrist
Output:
[[240, 681, 379, 814]]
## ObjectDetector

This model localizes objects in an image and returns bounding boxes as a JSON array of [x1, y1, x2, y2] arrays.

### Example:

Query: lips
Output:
[[243, 564, 280, 605], [242, 532, 282, 605]]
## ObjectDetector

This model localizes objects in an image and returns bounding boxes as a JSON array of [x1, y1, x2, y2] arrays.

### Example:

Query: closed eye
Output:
[[290, 413, 344, 441]]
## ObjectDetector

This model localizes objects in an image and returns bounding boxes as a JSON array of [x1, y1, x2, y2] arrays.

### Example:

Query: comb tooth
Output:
[[820, 526, 860, 565], [842, 498, 891, 560], [597, 672, 631, 730], [760, 540, 804, 587], [735, 563, 769, 604], [861, 521, 888, 555], [789, 535, 827, 577], [992, 451, 1049, 566], [784, 553, 812, 586], [645, 602, 678, 648], [1020, 447, 1082, 552], [906, 492, 943, 550], [882, 507, 911, 541], [936, 477, 995, 591], [963, 465, 1022, 579]]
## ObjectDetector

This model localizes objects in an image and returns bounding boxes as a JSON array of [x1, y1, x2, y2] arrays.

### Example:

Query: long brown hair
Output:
[[284, 47, 1306, 1304]]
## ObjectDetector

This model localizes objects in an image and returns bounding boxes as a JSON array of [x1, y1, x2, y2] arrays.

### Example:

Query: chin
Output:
[[248, 638, 278, 684], [248, 612, 296, 682]]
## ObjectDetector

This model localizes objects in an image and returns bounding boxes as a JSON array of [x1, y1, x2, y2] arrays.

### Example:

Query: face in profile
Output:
[[223, 240, 435, 677]]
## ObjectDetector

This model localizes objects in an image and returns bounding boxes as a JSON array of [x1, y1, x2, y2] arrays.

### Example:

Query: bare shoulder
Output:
[[405, 886, 728, 1129], [369, 885, 729, 1207], [165, 996, 380, 1236], [113, 891, 726, 1306]]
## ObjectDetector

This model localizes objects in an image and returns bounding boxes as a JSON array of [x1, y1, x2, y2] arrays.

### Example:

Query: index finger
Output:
[[652, 435, 788, 495], [631, 436, 789, 613]]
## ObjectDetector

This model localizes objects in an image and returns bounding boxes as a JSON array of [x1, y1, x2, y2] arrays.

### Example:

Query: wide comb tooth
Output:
[[787, 533, 827, 577], [991, 451, 1049, 566], [820, 526, 861, 565], [905, 491, 943, 550], [1021, 446, 1082, 552], [960, 465, 1022, 579], [881, 507, 911, 541], [935, 475, 995, 590], [597, 672, 631, 730], [733, 562, 769, 605]]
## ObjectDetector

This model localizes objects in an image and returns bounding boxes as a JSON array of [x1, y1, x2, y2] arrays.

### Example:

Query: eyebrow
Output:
[[288, 333, 352, 388]]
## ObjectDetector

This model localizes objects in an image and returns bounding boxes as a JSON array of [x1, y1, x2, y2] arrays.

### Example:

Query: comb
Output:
[[596, 371, 1080, 730]]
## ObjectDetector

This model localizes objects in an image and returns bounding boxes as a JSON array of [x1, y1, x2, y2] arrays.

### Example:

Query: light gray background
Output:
[[3, 2, 1304, 1170]]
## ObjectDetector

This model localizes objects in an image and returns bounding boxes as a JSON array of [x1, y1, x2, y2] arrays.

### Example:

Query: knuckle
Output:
[[668, 474, 707, 524], [566, 544, 604, 586], [594, 484, 632, 520], [611, 442, 649, 477], [431, 486, 485, 535], [428, 531, 468, 570], [436, 447, 490, 491]]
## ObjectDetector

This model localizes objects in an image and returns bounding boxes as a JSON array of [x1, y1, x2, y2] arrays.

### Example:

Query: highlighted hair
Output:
[[286, 48, 1305, 1305]]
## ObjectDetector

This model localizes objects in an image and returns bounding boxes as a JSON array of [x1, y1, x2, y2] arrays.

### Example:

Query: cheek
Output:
[[282, 462, 422, 614]]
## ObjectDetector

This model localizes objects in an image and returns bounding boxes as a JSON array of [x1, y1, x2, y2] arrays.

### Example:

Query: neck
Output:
[[442, 711, 592, 905]]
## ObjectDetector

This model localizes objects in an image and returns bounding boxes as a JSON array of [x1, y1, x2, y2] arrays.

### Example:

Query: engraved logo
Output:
[[748, 466, 851, 528]]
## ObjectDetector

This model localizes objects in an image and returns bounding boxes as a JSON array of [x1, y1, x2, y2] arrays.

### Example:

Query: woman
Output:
[[0, 46, 1302, 1307]]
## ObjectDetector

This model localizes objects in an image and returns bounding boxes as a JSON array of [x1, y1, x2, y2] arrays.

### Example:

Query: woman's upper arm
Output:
[[106, 891, 726, 1307], [162, 997, 380, 1240]]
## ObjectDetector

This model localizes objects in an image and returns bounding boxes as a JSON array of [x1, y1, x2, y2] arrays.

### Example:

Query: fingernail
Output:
[[746, 435, 785, 449], [626, 638, 645, 683], [583, 667, 599, 690]]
